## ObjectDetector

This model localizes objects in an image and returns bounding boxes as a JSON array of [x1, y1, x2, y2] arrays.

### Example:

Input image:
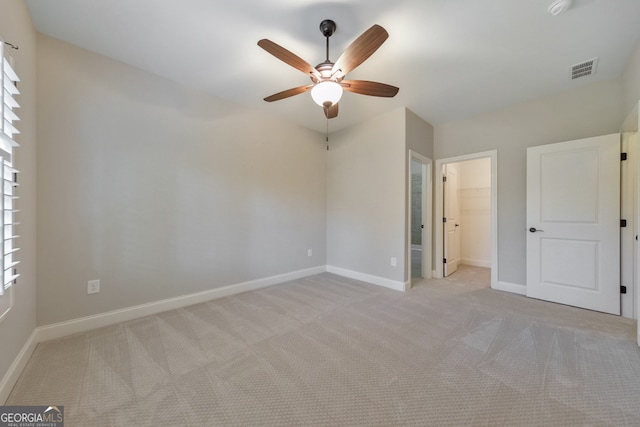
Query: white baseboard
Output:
[[460, 258, 492, 268], [0, 329, 38, 404], [326, 265, 408, 292], [495, 281, 526, 295], [37, 266, 326, 343]]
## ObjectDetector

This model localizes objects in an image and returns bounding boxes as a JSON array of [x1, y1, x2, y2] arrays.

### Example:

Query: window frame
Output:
[[0, 40, 20, 322]]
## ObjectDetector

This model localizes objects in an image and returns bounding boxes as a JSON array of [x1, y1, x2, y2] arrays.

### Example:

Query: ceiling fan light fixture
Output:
[[311, 81, 343, 107]]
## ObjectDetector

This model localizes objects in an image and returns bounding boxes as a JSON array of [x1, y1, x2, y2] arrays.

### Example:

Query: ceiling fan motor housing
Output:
[[313, 62, 336, 82], [319, 19, 336, 37]]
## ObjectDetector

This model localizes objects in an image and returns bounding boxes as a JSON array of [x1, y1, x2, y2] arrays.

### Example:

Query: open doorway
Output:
[[435, 151, 497, 289], [408, 151, 432, 285]]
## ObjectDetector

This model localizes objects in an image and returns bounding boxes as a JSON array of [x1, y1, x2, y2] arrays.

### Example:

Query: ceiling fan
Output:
[[258, 19, 399, 119]]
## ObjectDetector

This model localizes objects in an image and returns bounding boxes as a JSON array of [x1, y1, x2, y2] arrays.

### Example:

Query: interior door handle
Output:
[[529, 227, 544, 233]]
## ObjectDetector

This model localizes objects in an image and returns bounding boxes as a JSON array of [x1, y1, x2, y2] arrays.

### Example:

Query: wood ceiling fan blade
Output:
[[331, 25, 388, 77], [264, 85, 313, 102], [258, 39, 320, 78], [324, 103, 339, 119], [341, 80, 399, 97]]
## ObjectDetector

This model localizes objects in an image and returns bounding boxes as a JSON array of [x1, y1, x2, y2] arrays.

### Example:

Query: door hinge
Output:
[[621, 285, 627, 294], [443, 258, 447, 264], [621, 219, 627, 227], [443, 217, 447, 223], [621, 153, 628, 161], [443, 176, 447, 182], [421, 224, 424, 229]]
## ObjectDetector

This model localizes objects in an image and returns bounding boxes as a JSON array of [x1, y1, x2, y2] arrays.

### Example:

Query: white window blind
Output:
[[0, 40, 20, 321]]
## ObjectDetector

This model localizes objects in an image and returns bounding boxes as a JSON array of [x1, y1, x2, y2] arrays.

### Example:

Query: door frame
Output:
[[434, 150, 498, 289], [621, 101, 639, 346], [443, 163, 460, 277], [620, 130, 637, 319], [407, 151, 432, 284]]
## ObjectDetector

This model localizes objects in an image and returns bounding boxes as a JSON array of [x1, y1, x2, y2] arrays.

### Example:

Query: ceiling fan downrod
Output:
[[319, 19, 336, 63]]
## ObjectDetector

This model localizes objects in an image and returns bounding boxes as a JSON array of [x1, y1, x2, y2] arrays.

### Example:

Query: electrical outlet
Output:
[[87, 280, 100, 294], [391, 257, 397, 267], [308, 249, 313, 257]]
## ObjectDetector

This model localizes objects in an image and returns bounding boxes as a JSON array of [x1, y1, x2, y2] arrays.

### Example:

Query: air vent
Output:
[[571, 57, 598, 80]]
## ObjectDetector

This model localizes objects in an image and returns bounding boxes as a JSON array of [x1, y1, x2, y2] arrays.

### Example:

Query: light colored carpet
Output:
[[443, 264, 491, 289], [7, 269, 640, 426]]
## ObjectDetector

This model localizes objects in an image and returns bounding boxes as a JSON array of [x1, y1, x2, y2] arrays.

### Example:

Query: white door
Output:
[[526, 134, 621, 315], [444, 164, 460, 277]]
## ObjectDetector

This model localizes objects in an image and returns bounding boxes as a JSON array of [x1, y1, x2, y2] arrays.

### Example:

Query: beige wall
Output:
[[327, 108, 406, 282], [405, 109, 434, 279], [36, 35, 327, 325], [435, 78, 622, 285], [327, 108, 433, 284], [623, 40, 640, 116], [406, 109, 434, 160], [0, 1, 37, 388]]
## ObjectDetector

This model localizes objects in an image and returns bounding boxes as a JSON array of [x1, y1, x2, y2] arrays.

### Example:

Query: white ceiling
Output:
[[25, 0, 640, 133]]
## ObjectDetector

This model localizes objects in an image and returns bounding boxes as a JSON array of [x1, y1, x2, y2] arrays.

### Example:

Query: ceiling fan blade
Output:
[[341, 80, 399, 97], [331, 25, 388, 77], [264, 85, 313, 102], [258, 39, 320, 78], [324, 103, 339, 119]]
